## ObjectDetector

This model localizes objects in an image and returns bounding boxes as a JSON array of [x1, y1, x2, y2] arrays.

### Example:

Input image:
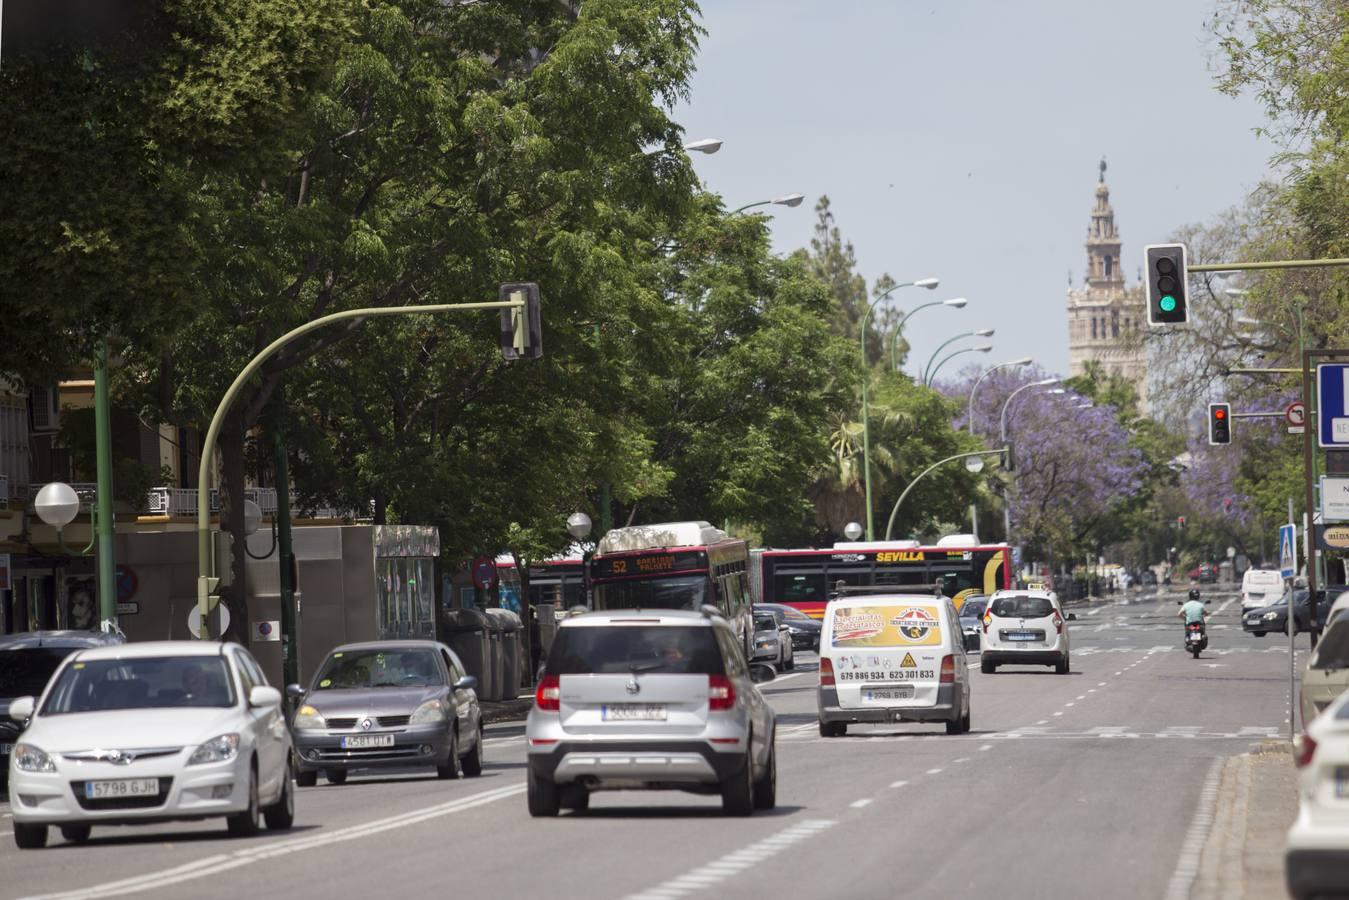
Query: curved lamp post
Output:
[[999, 378, 1060, 554], [731, 193, 805, 215], [883, 449, 1008, 540], [966, 358, 1033, 436], [926, 344, 992, 386], [888, 297, 964, 371], [921, 328, 994, 384], [643, 138, 723, 156], [858, 278, 941, 540]]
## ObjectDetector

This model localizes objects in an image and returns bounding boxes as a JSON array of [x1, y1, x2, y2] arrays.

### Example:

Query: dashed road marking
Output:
[[626, 820, 836, 899], [850, 798, 873, 808], [889, 780, 908, 788], [1163, 757, 1224, 900], [953, 757, 970, 764], [925, 768, 943, 775], [978, 744, 992, 752]]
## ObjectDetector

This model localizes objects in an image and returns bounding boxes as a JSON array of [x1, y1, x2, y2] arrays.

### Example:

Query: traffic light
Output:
[[1144, 243, 1189, 326], [499, 282, 542, 360], [1176, 516, 1186, 529], [1208, 402, 1232, 445]]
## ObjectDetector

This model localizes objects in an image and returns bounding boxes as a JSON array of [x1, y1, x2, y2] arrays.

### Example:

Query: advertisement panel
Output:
[[830, 604, 943, 648]]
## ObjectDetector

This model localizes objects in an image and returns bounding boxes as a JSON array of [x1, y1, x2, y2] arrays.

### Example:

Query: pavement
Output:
[[0, 586, 1314, 899]]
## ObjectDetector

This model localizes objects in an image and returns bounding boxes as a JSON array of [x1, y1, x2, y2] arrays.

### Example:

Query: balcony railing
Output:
[[15, 482, 368, 521]]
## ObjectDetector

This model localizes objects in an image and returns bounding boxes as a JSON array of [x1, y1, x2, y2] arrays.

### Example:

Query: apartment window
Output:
[[0, 396, 29, 495]]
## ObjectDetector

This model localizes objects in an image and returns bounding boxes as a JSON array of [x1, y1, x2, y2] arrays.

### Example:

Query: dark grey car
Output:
[[0, 630, 125, 786], [289, 640, 483, 785]]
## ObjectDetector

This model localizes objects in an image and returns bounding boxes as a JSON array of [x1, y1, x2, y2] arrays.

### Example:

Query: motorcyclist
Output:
[[1177, 588, 1207, 626]]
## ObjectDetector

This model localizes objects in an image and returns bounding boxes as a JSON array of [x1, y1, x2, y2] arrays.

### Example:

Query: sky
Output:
[[673, 0, 1277, 377]]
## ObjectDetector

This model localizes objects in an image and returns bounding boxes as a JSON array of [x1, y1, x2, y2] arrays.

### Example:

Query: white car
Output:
[[1242, 568, 1285, 612], [979, 590, 1074, 674], [7, 641, 294, 849], [1287, 689, 1349, 899]]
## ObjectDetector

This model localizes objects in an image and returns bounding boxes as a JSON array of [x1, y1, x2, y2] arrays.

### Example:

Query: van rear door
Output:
[[826, 601, 947, 710]]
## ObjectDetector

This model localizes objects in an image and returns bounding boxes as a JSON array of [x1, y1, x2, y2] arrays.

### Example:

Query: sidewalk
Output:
[[1192, 742, 1298, 899]]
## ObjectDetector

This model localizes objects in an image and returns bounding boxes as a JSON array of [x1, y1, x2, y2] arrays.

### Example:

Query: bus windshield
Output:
[[593, 575, 708, 610]]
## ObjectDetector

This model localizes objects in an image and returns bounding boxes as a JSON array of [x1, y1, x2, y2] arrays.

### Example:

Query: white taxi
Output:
[[980, 589, 1074, 674]]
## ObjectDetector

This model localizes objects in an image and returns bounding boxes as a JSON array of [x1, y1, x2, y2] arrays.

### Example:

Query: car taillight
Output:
[[982, 612, 991, 634], [819, 657, 835, 686], [535, 674, 560, 711], [1295, 733, 1317, 768], [709, 674, 736, 711], [939, 655, 955, 684], [1053, 614, 1064, 634]]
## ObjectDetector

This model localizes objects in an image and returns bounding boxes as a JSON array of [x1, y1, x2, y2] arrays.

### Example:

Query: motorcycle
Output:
[[1185, 621, 1208, 658]]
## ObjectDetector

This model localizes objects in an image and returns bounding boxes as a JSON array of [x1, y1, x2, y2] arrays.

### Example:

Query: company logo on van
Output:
[[833, 611, 884, 642], [890, 607, 938, 643]]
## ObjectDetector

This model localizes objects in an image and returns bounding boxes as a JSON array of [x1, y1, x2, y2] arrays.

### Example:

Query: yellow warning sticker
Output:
[[900, 652, 917, 668]]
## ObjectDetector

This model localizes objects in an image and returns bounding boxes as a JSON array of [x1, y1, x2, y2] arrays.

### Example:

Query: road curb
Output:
[[1192, 743, 1295, 900]]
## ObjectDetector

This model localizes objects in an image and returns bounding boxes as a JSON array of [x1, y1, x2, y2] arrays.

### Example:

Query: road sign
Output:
[[1287, 401, 1307, 434], [1322, 476, 1349, 522], [116, 601, 139, 615], [254, 620, 281, 642], [1280, 523, 1297, 579], [471, 555, 498, 590], [1317, 364, 1349, 447]]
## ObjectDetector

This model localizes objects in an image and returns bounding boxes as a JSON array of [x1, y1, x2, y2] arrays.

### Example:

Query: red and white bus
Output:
[[755, 536, 1012, 620]]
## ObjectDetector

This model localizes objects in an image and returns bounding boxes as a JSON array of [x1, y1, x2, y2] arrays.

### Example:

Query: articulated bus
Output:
[[589, 521, 754, 658], [757, 536, 1012, 620]]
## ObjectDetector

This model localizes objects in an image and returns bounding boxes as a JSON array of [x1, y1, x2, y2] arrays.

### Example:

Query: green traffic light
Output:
[[1159, 295, 1177, 313]]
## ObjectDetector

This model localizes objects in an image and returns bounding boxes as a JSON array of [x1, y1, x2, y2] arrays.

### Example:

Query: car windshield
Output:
[[593, 576, 708, 610], [314, 649, 443, 690], [754, 615, 778, 631], [991, 596, 1055, 619], [0, 648, 76, 699], [546, 625, 725, 675], [1272, 589, 1308, 608], [1312, 622, 1349, 670], [961, 599, 988, 619], [40, 656, 235, 714]]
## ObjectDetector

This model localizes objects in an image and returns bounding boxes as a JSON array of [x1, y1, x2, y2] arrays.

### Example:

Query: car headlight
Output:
[[293, 704, 326, 729], [1263, 612, 1280, 620], [189, 733, 240, 765], [409, 699, 447, 725], [13, 743, 55, 773]]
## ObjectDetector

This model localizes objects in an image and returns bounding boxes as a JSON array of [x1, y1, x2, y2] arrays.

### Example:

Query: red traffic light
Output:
[[1214, 408, 1226, 420]]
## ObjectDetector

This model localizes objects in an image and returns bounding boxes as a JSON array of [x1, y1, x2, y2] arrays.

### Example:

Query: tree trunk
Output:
[[218, 409, 250, 646]]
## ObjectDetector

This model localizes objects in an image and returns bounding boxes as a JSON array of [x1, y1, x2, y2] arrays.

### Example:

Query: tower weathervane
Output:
[[1099, 156, 1107, 182]]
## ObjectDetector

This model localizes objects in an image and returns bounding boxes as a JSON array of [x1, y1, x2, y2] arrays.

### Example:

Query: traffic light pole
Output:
[[195, 296, 527, 639]]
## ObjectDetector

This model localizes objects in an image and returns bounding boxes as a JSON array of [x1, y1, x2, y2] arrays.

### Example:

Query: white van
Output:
[[1242, 569, 1286, 611], [817, 593, 970, 737]]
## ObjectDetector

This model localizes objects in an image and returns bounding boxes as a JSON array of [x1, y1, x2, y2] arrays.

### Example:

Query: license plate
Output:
[[1007, 632, 1037, 641], [340, 733, 395, 749], [1337, 768, 1349, 798], [85, 778, 160, 799], [601, 704, 667, 721], [0, 743, 12, 755], [865, 687, 914, 701]]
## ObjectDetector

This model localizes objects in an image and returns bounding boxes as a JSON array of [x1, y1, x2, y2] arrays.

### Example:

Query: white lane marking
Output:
[[1036, 720, 1049, 725], [1087, 689, 1097, 694], [1216, 597, 1236, 615], [762, 671, 809, 688], [850, 798, 873, 808], [1053, 712, 1064, 717], [1115, 671, 1124, 676], [783, 722, 819, 734], [19, 782, 526, 900], [889, 780, 909, 788], [1163, 757, 1224, 900], [626, 820, 836, 900], [1076, 695, 1087, 700], [1064, 703, 1075, 707], [1098, 682, 1108, 687], [925, 768, 943, 775], [978, 744, 992, 752], [952, 757, 970, 763]]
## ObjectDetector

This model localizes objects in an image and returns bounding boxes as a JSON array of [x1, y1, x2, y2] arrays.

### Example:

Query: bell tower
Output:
[[1086, 158, 1123, 288]]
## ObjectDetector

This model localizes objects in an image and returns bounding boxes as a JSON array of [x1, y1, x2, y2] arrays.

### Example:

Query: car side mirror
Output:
[[248, 685, 283, 709], [1177, 601, 1184, 606], [748, 663, 776, 685], [285, 683, 306, 700], [8, 696, 35, 721], [453, 675, 478, 692], [1066, 613, 1077, 621], [1205, 600, 1212, 605]]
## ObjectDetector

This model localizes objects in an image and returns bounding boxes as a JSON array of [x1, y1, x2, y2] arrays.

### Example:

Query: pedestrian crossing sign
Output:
[[1279, 523, 1296, 579]]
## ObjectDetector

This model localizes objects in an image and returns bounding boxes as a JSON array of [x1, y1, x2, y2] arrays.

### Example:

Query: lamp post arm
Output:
[[888, 298, 943, 370], [730, 200, 771, 215], [922, 332, 973, 384], [1000, 381, 1043, 443], [927, 347, 981, 387], [884, 449, 1008, 540]]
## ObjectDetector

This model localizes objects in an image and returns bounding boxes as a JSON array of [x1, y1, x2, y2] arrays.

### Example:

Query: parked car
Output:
[[958, 595, 989, 652], [980, 590, 1075, 674], [1301, 616, 1349, 727], [751, 609, 794, 671], [0, 630, 125, 787], [1139, 569, 1159, 588], [525, 608, 778, 817], [1243, 587, 1347, 637], [1241, 569, 1285, 612], [1187, 563, 1218, 584], [7, 640, 292, 849], [1287, 689, 1349, 899], [290, 640, 483, 785], [754, 602, 822, 651]]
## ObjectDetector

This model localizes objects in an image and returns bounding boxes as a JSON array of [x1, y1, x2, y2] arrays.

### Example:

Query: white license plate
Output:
[[0, 743, 12, 755], [601, 704, 667, 721], [340, 733, 396, 749], [85, 778, 160, 799], [1007, 633, 1038, 641], [1336, 768, 1349, 798], [865, 687, 914, 701]]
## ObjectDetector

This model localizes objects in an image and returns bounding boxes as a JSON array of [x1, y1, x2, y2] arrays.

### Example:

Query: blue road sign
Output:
[[1318, 363, 1349, 448], [1280, 523, 1297, 579]]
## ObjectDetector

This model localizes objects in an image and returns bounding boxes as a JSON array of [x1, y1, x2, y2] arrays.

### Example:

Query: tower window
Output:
[[1104, 255, 1113, 279], [1091, 319, 1097, 340]]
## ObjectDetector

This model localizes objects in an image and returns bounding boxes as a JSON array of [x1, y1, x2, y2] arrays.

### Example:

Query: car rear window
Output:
[[547, 625, 725, 676], [990, 596, 1055, 619], [961, 599, 988, 618], [1312, 622, 1349, 671], [0, 648, 75, 699]]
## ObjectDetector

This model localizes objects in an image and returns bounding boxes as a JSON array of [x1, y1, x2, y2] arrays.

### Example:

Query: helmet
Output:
[[1188, 588, 1201, 601]]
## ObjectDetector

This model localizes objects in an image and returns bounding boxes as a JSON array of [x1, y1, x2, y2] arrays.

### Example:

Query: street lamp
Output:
[[926, 344, 993, 386], [1000, 377, 1060, 553], [34, 481, 81, 538], [888, 298, 964, 370], [921, 328, 995, 384], [567, 512, 593, 541], [844, 522, 864, 541], [730, 193, 805, 215], [857, 278, 942, 540], [966, 358, 1033, 436], [643, 138, 723, 156]]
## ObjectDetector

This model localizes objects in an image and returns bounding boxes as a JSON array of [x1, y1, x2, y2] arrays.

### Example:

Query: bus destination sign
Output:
[[592, 549, 708, 580]]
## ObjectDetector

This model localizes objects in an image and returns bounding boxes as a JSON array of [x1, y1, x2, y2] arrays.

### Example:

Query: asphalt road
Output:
[[1, 587, 1306, 900]]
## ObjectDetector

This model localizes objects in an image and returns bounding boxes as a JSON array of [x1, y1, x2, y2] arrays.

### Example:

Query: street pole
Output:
[[196, 295, 527, 639], [884, 448, 1007, 540], [93, 340, 117, 630], [274, 420, 298, 693], [1289, 495, 1296, 742]]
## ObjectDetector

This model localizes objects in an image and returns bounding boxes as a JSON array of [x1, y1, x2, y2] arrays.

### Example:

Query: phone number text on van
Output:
[[839, 670, 935, 681]]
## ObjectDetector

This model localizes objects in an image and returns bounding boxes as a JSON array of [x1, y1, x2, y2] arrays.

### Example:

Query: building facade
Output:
[[1066, 160, 1149, 411]]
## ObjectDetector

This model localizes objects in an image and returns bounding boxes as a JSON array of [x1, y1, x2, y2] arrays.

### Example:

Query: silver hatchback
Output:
[[525, 609, 777, 817]]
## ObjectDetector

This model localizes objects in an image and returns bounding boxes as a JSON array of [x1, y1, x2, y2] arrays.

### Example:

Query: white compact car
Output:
[[7, 641, 294, 849], [979, 590, 1074, 674], [1242, 568, 1286, 612], [1287, 689, 1349, 899]]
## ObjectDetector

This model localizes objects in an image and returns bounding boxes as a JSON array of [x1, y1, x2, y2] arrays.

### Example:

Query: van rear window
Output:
[[546, 626, 725, 676], [991, 596, 1055, 619]]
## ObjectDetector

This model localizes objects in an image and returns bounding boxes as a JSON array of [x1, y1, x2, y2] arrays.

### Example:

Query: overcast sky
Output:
[[674, 0, 1276, 377]]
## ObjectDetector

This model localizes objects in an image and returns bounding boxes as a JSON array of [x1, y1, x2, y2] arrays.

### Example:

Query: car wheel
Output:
[[324, 769, 347, 786], [1056, 656, 1071, 675], [721, 749, 755, 817], [945, 701, 963, 735], [263, 769, 295, 831], [226, 765, 261, 837], [59, 825, 91, 844], [13, 823, 47, 850], [753, 736, 777, 810], [560, 784, 590, 813], [981, 658, 996, 674], [818, 720, 845, 737], [961, 704, 972, 734], [295, 768, 318, 788], [784, 645, 795, 671], [461, 723, 484, 777], [527, 767, 560, 818], [1252, 631, 1266, 637], [437, 730, 462, 780]]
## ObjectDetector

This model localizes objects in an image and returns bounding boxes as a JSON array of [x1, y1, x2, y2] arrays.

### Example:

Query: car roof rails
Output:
[[828, 582, 944, 600]]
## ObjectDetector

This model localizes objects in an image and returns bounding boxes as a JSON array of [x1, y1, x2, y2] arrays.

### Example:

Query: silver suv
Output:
[[525, 608, 777, 817]]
